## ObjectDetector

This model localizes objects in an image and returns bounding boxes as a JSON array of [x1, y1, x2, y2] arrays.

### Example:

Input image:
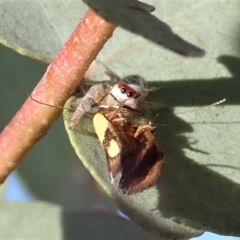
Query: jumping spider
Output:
[[69, 73, 153, 129]]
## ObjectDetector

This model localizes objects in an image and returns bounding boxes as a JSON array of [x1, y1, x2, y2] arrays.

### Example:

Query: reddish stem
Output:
[[0, 8, 116, 183]]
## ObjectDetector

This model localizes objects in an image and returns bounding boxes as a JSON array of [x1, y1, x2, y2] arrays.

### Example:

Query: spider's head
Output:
[[110, 75, 148, 108]]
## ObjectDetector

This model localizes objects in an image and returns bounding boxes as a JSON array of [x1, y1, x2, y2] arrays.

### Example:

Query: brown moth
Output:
[[69, 73, 164, 194], [93, 110, 164, 195], [120, 123, 164, 194]]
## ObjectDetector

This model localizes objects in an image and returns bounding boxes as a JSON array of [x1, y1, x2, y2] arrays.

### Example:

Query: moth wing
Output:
[[105, 119, 142, 178], [93, 112, 123, 181], [103, 124, 124, 179], [118, 122, 144, 177], [119, 130, 164, 195]]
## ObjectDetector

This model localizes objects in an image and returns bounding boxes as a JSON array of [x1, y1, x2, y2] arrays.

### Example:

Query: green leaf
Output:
[[0, 0, 204, 62], [64, 97, 204, 239], [83, 0, 205, 57], [62, 2, 240, 238], [0, 200, 161, 240], [0, 0, 88, 62], [64, 69, 240, 238], [0, 200, 62, 239]]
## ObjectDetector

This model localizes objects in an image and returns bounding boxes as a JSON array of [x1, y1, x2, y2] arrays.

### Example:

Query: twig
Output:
[[0, 8, 116, 183]]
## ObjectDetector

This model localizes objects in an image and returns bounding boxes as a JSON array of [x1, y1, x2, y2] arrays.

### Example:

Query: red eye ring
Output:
[[118, 82, 140, 98]]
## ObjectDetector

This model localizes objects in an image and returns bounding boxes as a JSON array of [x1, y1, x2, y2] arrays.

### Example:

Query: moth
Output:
[[70, 73, 164, 194], [93, 110, 164, 195]]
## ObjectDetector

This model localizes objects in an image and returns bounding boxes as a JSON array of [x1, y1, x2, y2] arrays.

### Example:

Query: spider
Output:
[[69, 73, 152, 129]]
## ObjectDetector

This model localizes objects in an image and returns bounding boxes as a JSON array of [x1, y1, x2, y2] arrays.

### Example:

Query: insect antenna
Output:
[[29, 94, 72, 111], [172, 98, 226, 116]]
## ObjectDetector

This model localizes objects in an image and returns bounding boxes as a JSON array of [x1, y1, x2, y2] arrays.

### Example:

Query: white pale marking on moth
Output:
[[110, 172, 114, 184], [108, 140, 120, 158]]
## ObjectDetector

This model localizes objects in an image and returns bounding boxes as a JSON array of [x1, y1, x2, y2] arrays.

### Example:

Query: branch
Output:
[[0, 8, 116, 183]]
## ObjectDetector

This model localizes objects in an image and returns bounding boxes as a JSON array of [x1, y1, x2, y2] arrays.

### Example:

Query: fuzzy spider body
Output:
[[69, 75, 149, 128]]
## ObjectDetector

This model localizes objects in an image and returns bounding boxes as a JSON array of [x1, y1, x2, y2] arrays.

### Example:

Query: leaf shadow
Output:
[[147, 55, 240, 235], [155, 111, 240, 235], [83, 0, 204, 57], [150, 55, 240, 107], [61, 211, 161, 240]]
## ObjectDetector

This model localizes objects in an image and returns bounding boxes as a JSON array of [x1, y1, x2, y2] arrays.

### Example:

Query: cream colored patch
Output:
[[108, 139, 120, 158], [93, 112, 109, 145]]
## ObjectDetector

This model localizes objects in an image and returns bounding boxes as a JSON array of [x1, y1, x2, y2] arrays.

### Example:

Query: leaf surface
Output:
[[0, 0, 204, 62], [63, 1, 240, 238], [0, 200, 161, 240]]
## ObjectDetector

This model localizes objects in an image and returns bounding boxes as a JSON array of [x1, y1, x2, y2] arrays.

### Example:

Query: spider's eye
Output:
[[118, 82, 139, 98], [121, 87, 126, 93], [127, 91, 133, 97]]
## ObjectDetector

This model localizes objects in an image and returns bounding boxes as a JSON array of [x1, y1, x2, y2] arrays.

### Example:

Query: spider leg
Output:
[[69, 83, 106, 129]]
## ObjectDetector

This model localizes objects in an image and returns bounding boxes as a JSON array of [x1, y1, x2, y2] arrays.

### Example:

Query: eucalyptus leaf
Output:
[[0, 0, 205, 62], [63, 97, 204, 239], [82, 0, 205, 57], [62, 3, 240, 232], [0, 200, 161, 240], [0, 200, 62, 239], [64, 39, 240, 240], [0, 0, 88, 62]]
